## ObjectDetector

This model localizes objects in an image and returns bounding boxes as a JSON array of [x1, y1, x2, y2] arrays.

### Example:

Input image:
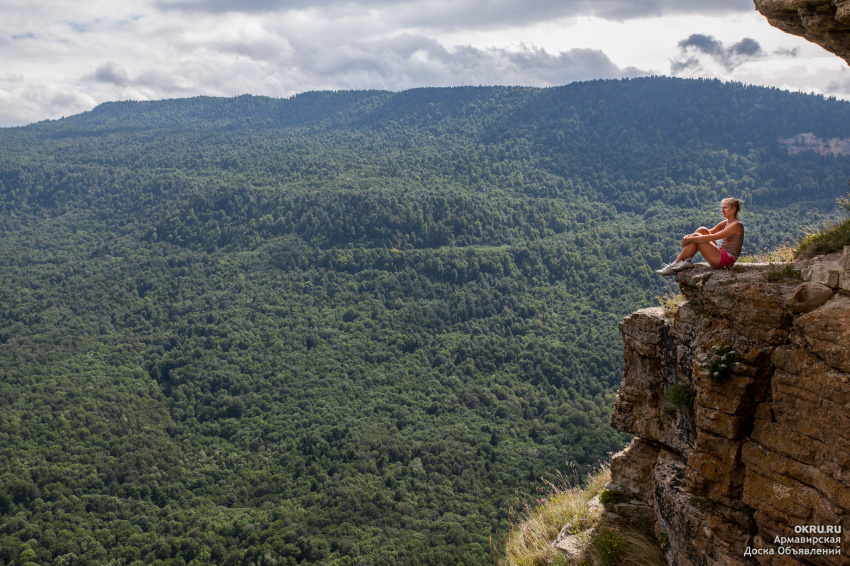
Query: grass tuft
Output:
[[498, 465, 666, 566], [581, 523, 667, 566], [655, 292, 686, 323], [599, 488, 627, 506], [795, 187, 850, 258], [591, 527, 624, 566], [499, 465, 609, 566], [761, 263, 802, 283], [795, 217, 850, 259], [738, 242, 797, 263], [664, 383, 696, 411]]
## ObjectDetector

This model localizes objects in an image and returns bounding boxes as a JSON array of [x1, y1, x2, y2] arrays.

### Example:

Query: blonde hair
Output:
[[722, 197, 742, 218]]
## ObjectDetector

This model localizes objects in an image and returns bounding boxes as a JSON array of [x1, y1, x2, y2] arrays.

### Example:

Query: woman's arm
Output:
[[681, 221, 726, 244], [684, 221, 742, 244], [706, 220, 727, 235], [683, 221, 725, 239]]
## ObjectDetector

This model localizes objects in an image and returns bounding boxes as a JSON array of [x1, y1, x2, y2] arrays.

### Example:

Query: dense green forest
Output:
[[1, 77, 848, 566]]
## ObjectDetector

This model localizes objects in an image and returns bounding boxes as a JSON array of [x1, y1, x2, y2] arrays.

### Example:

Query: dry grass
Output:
[[737, 242, 797, 263], [738, 189, 850, 262], [795, 217, 850, 259], [498, 465, 666, 566], [656, 292, 686, 322], [499, 465, 609, 566], [582, 523, 667, 566], [792, 189, 850, 259]]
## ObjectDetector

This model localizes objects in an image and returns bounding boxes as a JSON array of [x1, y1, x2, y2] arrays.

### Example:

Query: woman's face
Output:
[[721, 202, 735, 218]]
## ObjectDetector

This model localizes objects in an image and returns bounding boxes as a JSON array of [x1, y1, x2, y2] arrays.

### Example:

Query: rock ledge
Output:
[[607, 247, 850, 565], [754, 0, 850, 65]]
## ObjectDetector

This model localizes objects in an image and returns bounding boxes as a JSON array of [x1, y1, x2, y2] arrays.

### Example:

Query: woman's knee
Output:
[[695, 227, 710, 234]]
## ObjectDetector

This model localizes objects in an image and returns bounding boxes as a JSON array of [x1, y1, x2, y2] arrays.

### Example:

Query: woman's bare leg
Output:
[[695, 242, 724, 268], [675, 246, 696, 263], [674, 227, 710, 262]]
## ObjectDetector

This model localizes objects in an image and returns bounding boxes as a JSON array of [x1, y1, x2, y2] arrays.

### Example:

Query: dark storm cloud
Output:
[[670, 57, 700, 73], [87, 61, 130, 86], [83, 61, 194, 93], [154, 0, 751, 26], [671, 33, 763, 73], [678, 34, 723, 56], [775, 46, 799, 57], [731, 37, 761, 57]]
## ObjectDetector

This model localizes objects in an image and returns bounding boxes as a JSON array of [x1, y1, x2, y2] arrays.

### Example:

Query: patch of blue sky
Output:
[[66, 20, 101, 33]]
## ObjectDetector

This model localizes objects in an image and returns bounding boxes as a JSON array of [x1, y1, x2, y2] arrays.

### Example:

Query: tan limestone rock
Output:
[[754, 0, 850, 66], [788, 282, 834, 313], [670, 301, 703, 344], [802, 261, 843, 288], [678, 268, 794, 345], [607, 438, 659, 506], [742, 441, 850, 521], [610, 256, 850, 566], [655, 449, 754, 565], [838, 245, 850, 271], [687, 429, 747, 500], [611, 308, 695, 456], [791, 295, 850, 373], [840, 246, 850, 291]]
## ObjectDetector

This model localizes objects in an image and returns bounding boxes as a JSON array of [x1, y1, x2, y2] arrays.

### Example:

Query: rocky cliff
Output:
[[606, 248, 850, 565], [753, 0, 850, 65], [779, 133, 850, 157]]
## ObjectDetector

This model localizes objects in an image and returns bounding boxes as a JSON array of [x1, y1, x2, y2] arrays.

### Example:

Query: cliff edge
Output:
[[753, 0, 850, 65], [607, 248, 850, 565]]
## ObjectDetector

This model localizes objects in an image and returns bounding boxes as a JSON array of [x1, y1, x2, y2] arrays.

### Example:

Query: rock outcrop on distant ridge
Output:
[[779, 133, 850, 157], [753, 0, 850, 65], [606, 248, 850, 565]]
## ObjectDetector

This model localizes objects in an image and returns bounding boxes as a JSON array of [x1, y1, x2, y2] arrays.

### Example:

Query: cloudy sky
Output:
[[2, 0, 848, 127]]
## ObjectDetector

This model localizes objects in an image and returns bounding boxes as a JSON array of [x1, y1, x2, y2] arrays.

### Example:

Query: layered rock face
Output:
[[779, 134, 850, 158], [753, 0, 850, 65], [607, 248, 850, 565]]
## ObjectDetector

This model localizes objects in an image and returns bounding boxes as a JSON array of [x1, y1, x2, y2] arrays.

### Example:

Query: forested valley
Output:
[[1, 77, 849, 565]]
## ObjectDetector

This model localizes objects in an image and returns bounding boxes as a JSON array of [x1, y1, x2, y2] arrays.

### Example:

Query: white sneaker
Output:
[[672, 259, 694, 272], [656, 263, 677, 276]]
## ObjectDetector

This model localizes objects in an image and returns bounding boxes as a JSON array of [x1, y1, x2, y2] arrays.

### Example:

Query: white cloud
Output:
[[155, 0, 751, 25], [828, 67, 850, 95], [0, 0, 847, 127]]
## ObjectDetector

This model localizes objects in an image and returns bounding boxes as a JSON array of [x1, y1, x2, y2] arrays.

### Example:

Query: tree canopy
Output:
[[1, 77, 848, 565]]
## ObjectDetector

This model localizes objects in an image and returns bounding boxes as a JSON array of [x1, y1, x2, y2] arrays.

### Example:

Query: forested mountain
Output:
[[1, 77, 848, 566]]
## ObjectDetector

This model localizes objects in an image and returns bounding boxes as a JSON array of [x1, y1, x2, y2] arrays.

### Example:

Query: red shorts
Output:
[[718, 250, 736, 269]]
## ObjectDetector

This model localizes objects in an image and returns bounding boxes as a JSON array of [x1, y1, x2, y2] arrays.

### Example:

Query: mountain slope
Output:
[[0, 77, 848, 565]]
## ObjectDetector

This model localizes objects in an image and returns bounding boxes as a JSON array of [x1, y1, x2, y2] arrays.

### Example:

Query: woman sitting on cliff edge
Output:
[[657, 198, 744, 276]]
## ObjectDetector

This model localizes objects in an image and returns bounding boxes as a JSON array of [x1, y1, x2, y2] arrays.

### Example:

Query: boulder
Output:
[[788, 282, 833, 313]]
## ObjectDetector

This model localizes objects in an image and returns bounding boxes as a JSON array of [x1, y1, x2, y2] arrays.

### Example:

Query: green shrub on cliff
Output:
[[795, 217, 850, 258], [700, 345, 736, 383], [664, 383, 697, 410], [796, 184, 850, 258]]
